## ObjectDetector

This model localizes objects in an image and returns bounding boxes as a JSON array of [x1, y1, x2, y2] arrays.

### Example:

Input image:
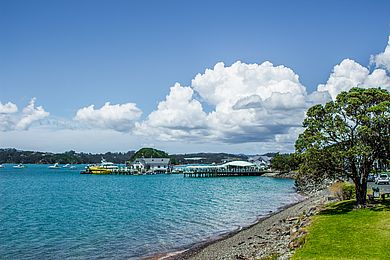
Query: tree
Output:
[[295, 145, 345, 192], [271, 153, 301, 172], [296, 88, 390, 206], [130, 148, 169, 161]]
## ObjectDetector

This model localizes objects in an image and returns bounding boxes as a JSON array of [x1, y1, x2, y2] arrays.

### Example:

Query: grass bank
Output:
[[293, 200, 390, 259]]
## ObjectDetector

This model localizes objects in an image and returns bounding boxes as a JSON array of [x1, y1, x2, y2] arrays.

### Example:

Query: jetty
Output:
[[181, 161, 266, 178], [81, 167, 154, 175], [81, 159, 267, 177]]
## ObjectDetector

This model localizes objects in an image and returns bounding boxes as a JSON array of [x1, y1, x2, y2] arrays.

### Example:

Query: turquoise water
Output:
[[0, 164, 302, 259]]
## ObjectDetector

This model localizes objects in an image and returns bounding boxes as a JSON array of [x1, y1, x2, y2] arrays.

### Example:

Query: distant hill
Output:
[[0, 148, 276, 165], [170, 153, 248, 165], [0, 148, 134, 164], [261, 152, 278, 158], [130, 148, 169, 161]]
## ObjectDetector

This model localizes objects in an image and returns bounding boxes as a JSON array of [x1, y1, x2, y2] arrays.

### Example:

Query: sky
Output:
[[1, 0, 390, 154]]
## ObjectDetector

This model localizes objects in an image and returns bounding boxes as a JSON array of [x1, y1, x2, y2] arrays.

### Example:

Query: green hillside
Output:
[[130, 148, 169, 161]]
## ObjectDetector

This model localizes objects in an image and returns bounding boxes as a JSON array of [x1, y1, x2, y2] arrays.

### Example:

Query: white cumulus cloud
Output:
[[192, 61, 307, 106], [5, 37, 390, 154], [136, 38, 390, 148], [136, 61, 316, 144], [371, 36, 390, 71], [0, 102, 18, 131], [75, 102, 142, 132], [135, 83, 209, 141], [0, 102, 18, 114], [317, 59, 390, 100], [15, 98, 50, 130], [0, 98, 49, 131]]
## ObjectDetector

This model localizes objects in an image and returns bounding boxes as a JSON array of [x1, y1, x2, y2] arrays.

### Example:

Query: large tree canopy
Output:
[[270, 153, 301, 173], [296, 88, 390, 206]]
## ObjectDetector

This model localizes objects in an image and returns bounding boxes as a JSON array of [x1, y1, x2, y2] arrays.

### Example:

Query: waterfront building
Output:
[[180, 160, 264, 177], [129, 158, 171, 173], [248, 155, 271, 170]]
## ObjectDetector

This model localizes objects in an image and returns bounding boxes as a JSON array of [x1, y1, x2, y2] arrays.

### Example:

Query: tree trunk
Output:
[[355, 180, 367, 206], [351, 161, 368, 206], [353, 160, 372, 207]]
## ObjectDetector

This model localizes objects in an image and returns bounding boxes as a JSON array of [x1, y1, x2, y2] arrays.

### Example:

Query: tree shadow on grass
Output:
[[367, 200, 390, 212], [319, 200, 390, 215], [319, 200, 356, 215]]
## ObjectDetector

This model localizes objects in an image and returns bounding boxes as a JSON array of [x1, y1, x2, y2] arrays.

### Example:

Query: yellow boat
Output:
[[88, 165, 113, 174], [84, 159, 118, 175]]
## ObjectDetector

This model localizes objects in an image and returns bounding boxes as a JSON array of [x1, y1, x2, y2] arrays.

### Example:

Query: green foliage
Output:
[[169, 153, 248, 165], [0, 148, 252, 166], [342, 182, 356, 200], [295, 146, 344, 191], [130, 148, 169, 161], [293, 201, 390, 259], [295, 88, 390, 205], [0, 148, 135, 164], [329, 181, 356, 200], [270, 153, 301, 172]]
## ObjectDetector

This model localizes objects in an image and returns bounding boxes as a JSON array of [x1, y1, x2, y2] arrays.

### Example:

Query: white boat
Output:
[[49, 163, 60, 169], [13, 164, 26, 169], [0, 164, 4, 168], [69, 165, 76, 169], [63, 164, 70, 168], [100, 159, 118, 169]]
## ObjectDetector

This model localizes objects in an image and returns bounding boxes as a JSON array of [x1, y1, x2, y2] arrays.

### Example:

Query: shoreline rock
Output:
[[168, 190, 328, 260], [262, 171, 298, 179]]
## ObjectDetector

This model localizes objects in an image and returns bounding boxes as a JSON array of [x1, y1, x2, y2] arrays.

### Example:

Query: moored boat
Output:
[[49, 163, 60, 169], [82, 159, 119, 174], [63, 164, 70, 168], [13, 164, 26, 169]]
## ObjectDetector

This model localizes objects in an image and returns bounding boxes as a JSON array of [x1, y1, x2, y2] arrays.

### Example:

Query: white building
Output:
[[248, 155, 271, 170], [130, 158, 171, 173]]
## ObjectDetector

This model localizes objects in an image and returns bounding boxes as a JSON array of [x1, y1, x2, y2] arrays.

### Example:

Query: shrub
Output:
[[329, 181, 356, 200]]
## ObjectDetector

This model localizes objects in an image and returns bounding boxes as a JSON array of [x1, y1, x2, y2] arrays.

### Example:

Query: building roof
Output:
[[142, 158, 170, 162], [222, 161, 257, 167], [184, 160, 257, 170], [140, 158, 170, 165], [183, 157, 205, 160]]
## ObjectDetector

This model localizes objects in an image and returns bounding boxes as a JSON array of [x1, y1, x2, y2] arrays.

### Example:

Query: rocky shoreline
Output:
[[261, 171, 298, 179], [167, 190, 329, 260]]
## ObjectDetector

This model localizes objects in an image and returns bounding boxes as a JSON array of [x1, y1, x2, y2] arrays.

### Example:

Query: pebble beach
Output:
[[168, 190, 329, 260]]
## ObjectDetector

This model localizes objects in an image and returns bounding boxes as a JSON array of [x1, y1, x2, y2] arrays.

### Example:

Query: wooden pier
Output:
[[81, 167, 146, 175], [110, 168, 137, 175], [183, 169, 266, 178]]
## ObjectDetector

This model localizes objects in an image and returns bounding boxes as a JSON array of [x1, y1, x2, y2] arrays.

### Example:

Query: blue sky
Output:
[[1, 0, 390, 154]]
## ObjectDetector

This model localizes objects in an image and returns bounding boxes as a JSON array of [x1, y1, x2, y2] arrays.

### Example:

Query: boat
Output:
[[49, 163, 60, 169], [63, 164, 70, 168], [13, 164, 26, 169], [82, 159, 118, 174], [0, 164, 4, 168], [69, 165, 76, 169]]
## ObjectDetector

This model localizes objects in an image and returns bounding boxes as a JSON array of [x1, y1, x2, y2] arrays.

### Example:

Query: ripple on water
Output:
[[0, 166, 301, 259]]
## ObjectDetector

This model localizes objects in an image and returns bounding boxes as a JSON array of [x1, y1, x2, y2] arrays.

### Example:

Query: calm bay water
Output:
[[0, 164, 303, 259]]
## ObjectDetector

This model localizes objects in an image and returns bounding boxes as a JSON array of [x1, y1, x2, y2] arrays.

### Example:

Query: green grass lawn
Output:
[[293, 200, 390, 260]]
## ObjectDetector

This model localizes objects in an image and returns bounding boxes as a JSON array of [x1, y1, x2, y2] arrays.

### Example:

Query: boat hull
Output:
[[87, 166, 113, 174]]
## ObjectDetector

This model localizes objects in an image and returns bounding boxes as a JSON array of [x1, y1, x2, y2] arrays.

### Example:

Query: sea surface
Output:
[[0, 164, 303, 259]]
